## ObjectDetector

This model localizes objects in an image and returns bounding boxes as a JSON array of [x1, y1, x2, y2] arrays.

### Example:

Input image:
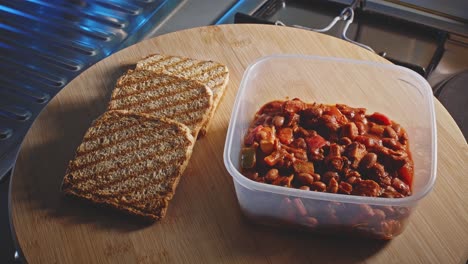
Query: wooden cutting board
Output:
[[10, 24, 468, 264]]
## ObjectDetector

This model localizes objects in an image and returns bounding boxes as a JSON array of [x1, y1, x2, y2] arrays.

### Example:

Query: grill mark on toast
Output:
[[68, 143, 183, 183], [78, 128, 172, 157], [70, 133, 185, 171], [112, 77, 182, 99], [82, 121, 141, 142], [71, 151, 185, 191], [85, 157, 184, 197], [191, 68, 228, 85], [162, 60, 205, 74], [164, 60, 202, 73], [111, 91, 210, 113], [186, 64, 222, 79], [164, 103, 212, 119]]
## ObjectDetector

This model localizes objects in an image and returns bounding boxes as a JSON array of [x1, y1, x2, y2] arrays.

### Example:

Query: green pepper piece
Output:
[[241, 147, 256, 169]]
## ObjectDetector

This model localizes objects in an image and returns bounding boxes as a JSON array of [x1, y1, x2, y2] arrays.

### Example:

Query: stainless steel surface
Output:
[[364, 0, 468, 37], [428, 35, 468, 86], [214, 0, 269, 25], [255, 0, 440, 74], [0, 0, 185, 180], [146, 0, 238, 37], [394, 0, 468, 21], [276, 5, 375, 52]]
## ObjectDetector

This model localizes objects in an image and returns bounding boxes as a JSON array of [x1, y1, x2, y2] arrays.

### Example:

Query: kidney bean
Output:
[[384, 126, 398, 139], [297, 173, 315, 186], [272, 175, 294, 187], [345, 169, 361, 179], [373, 209, 386, 222], [338, 182, 353, 194], [265, 168, 279, 182], [339, 137, 352, 146], [285, 113, 300, 127], [394, 207, 411, 218], [392, 178, 411, 196], [311, 181, 327, 192], [284, 99, 305, 113], [299, 186, 310, 191], [245, 171, 259, 181], [303, 106, 323, 118], [259, 100, 283, 115], [302, 216, 319, 227], [352, 180, 381, 197], [392, 122, 402, 136], [292, 137, 307, 149], [399, 130, 409, 145], [382, 138, 404, 151], [359, 152, 377, 169], [355, 121, 367, 135], [313, 173, 321, 182], [368, 163, 387, 181], [272, 115, 285, 127], [358, 204, 375, 218], [380, 206, 396, 217], [327, 178, 339, 193], [279, 197, 296, 222], [319, 114, 340, 132], [355, 135, 382, 148], [380, 219, 402, 239], [293, 198, 308, 216], [322, 171, 339, 184]]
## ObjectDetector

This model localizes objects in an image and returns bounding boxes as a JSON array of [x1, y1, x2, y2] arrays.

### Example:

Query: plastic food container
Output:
[[223, 55, 437, 239]]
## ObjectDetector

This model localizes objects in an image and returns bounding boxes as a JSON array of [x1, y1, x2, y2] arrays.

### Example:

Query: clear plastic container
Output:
[[223, 55, 437, 239]]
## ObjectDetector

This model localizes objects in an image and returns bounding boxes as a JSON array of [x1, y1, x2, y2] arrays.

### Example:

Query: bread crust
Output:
[[61, 110, 194, 221], [134, 54, 229, 137]]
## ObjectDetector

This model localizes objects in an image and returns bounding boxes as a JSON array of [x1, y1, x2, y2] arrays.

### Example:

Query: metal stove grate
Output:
[[0, 0, 182, 178]]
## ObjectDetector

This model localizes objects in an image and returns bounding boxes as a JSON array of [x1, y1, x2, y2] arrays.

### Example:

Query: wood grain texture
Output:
[[10, 24, 468, 264]]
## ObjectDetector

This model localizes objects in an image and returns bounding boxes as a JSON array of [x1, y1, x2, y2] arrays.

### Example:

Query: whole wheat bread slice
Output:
[[108, 70, 213, 138], [61, 110, 195, 221], [135, 54, 229, 137]]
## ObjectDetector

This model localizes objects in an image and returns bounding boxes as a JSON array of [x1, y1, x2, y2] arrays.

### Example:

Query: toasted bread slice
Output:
[[61, 110, 195, 221], [135, 54, 229, 137], [108, 70, 213, 138]]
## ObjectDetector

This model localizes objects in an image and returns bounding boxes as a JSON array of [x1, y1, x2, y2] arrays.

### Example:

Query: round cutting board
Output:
[[10, 24, 468, 264]]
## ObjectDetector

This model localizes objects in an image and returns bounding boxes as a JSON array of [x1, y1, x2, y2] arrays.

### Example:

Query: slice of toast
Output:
[[61, 110, 195, 221], [135, 54, 229, 137], [108, 70, 213, 138]]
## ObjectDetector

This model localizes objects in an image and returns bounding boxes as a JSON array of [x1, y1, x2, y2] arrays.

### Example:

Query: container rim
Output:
[[223, 54, 437, 207]]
